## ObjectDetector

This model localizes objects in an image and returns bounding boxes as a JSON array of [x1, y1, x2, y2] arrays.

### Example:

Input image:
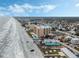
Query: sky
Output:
[[0, 0, 79, 16]]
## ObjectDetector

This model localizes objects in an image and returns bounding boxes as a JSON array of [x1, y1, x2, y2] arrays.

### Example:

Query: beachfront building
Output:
[[32, 24, 52, 37]]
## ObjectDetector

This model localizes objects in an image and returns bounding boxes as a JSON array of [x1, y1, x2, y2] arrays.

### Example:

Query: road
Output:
[[56, 30, 79, 56]]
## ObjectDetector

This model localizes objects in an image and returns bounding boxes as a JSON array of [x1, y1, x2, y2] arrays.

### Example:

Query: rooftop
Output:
[[43, 39, 63, 46], [35, 24, 52, 29]]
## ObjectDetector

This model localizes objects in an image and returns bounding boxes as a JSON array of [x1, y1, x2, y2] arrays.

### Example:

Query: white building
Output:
[[71, 37, 79, 44], [58, 24, 63, 30]]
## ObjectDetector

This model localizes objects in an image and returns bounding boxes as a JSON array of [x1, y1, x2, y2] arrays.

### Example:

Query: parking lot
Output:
[[40, 47, 68, 58]]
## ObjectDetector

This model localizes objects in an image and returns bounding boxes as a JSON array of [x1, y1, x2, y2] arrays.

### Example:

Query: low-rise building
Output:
[[71, 37, 79, 44]]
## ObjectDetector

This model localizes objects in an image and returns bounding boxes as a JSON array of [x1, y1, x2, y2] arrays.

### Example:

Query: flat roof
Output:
[[35, 24, 52, 29], [40, 25, 51, 29], [43, 39, 62, 46], [72, 38, 79, 40]]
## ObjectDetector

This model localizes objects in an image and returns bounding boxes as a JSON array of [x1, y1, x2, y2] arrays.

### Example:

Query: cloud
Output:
[[9, 4, 25, 13], [38, 5, 56, 13], [0, 3, 56, 16], [8, 4, 56, 13], [0, 13, 5, 16], [0, 11, 10, 16], [75, 3, 79, 7]]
